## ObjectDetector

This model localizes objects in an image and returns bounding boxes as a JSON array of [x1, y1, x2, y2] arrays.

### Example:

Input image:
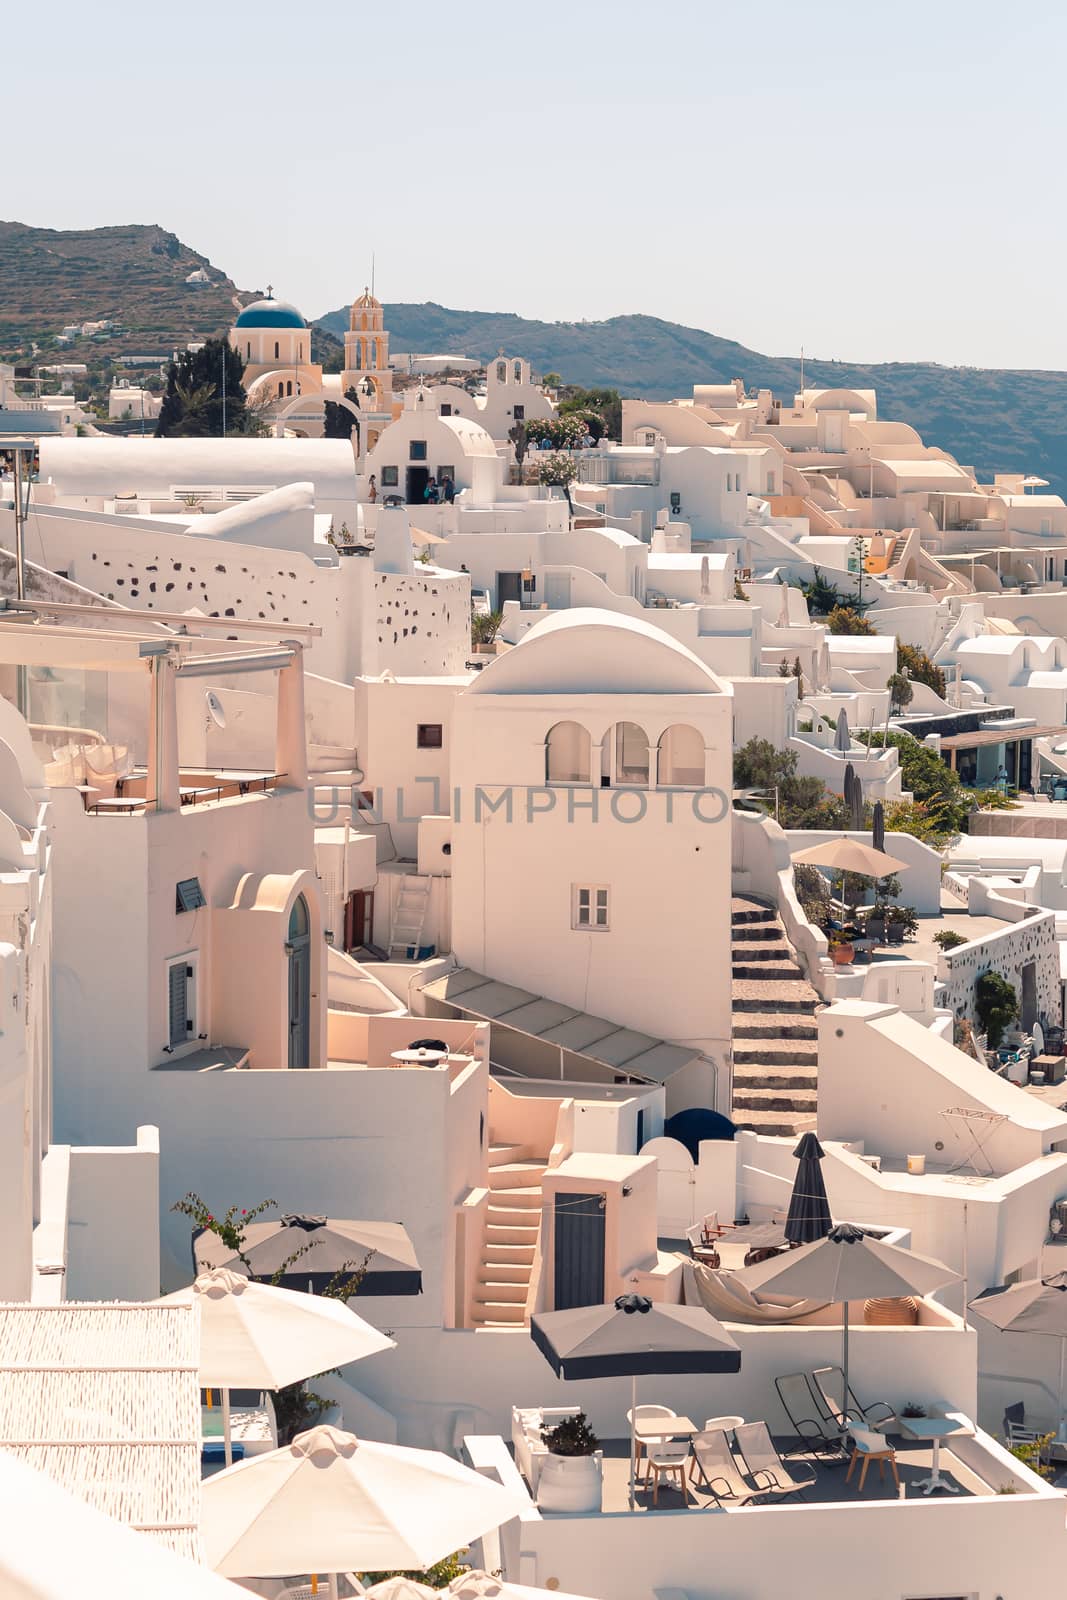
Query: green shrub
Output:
[[975, 970, 1019, 1049]]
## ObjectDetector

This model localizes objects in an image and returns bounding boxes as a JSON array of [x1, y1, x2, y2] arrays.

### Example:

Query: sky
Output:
[[8, 0, 1067, 369]]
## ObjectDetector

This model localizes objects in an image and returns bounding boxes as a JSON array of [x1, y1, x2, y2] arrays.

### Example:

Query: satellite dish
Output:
[[205, 691, 227, 731]]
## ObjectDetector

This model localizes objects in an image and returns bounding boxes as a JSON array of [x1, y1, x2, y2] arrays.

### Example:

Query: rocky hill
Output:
[[0, 222, 242, 364], [318, 301, 1067, 493]]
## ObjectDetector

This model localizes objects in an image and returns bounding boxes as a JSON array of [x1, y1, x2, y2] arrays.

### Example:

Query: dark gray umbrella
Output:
[[872, 799, 885, 854], [834, 710, 851, 753], [970, 1273, 1067, 1441], [193, 1215, 422, 1296], [531, 1293, 740, 1505], [784, 1132, 832, 1246]]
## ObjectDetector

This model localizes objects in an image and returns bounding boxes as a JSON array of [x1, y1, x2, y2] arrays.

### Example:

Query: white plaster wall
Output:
[[65, 1128, 161, 1301]]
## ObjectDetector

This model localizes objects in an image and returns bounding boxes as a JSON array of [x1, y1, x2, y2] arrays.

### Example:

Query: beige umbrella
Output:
[[367, 1581, 438, 1600], [791, 837, 909, 877], [201, 1424, 529, 1593], [445, 1573, 599, 1600], [0, 1451, 245, 1600], [157, 1268, 395, 1465]]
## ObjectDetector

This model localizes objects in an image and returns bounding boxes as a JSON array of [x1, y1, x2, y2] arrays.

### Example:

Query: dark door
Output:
[[287, 895, 311, 1068], [344, 890, 374, 952], [496, 571, 523, 609], [554, 1192, 605, 1310], [406, 465, 429, 504], [1021, 961, 1038, 1031], [636, 1108, 646, 1152], [1018, 738, 1033, 793]]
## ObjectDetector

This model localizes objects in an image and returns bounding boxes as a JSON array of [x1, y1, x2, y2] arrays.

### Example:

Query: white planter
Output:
[[906, 1153, 926, 1175], [536, 1451, 603, 1513]]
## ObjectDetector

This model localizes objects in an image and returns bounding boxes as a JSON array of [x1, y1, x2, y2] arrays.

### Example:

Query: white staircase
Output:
[[387, 874, 432, 960], [472, 1143, 547, 1328]]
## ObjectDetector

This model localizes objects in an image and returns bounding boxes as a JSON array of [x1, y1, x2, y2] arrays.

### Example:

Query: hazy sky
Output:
[[9, 0, 1066, 369]]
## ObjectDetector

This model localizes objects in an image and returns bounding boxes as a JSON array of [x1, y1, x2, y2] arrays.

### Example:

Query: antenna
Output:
[[205, 690, 227, 731], [799, 343, 805, 399], [371, 252, 375, 298]]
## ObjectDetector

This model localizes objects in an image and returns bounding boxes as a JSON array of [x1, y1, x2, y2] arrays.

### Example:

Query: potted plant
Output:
[[886, 905, 918, 944], [828, 931, 855, 967], [934, 929, 967, 952], [537, 1411, 603, 1513]]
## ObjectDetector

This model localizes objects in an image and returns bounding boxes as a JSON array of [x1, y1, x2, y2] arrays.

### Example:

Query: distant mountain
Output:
[[318, 301, 1067, 494], [0, 222, 242, 364]]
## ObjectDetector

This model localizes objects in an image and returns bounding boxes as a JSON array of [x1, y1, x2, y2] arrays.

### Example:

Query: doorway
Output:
[[287, 894, 311, 1068], [406, 465, 429, 505], [344, 890, 374, 952], [553, 1192, 605, 1310], [496, 571, 523, 609]]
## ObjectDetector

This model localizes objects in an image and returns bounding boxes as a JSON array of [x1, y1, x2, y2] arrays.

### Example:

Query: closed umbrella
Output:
[[739, 1224, 958, 1435], [970, 1273, 1067, 1441], [531, 1293, 740, 1505], [157, 1268, 395, 1465], [193, 1215, 423, 1296], [0, 1451, 245, 1600], [834, 710, 851, 753], [784, 1132, 832, 1246], [872, 799, 886, 854], [200, 1424, 529, 1591]]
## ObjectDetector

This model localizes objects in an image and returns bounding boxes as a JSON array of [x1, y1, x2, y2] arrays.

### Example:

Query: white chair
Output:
[[645, 1438, 691, 1506], [627, 1403, 677, 1482]]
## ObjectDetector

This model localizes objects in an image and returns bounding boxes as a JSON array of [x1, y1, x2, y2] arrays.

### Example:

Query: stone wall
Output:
[[938, 906, 1059, 1033]]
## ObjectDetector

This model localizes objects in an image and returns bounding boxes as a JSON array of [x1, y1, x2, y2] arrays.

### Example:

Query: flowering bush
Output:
[[524, 414, 588, 449]]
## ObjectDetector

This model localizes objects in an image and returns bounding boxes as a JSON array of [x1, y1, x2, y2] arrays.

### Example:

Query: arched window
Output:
[[277, 381, 284, 397], [496, 361, 507, 384], [246, 342, 251, 360], [614, 722, 649, 786], [287, 894, 311, 1069], [514, 360, 522, 382], [286, 380, 293, 396], [274, 341, 280, 360], [546, 721, 591, 784], [657, 724, 705, 787]]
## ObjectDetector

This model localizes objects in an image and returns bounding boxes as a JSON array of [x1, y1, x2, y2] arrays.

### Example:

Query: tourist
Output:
[[368, 474, 377, 504]]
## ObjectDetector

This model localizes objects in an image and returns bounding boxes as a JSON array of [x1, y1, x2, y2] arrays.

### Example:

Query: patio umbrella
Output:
[[738, 1224, 958, 1435], [784, 1132, 832, 1246], [444, 1572, 598, 1600], [531, 1293, 740, 1505], [872, 799, 886, 854], [366, 1581, 438, 1600], [157, 1267, 395, 1465], [970, 1273, 1067, 1441], [834, 709, 851, 753], [192, 1215, 423, 1296], [791, 837, 909, 878], [0, 1451, 246, 1600], [200, 1424, 529, 1591]]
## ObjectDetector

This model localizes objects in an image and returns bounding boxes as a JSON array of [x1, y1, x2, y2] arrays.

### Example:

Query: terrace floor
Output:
[[587, 1433, 995, 1513]]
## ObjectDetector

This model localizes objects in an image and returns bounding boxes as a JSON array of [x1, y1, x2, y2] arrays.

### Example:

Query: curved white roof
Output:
[[438, 414, 499, 460], [39, 438, 357, 509], [468, 608, 726, 696]]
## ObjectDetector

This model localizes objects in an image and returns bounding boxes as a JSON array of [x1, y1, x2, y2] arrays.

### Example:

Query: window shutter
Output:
[[168, 963, 188, 1048]]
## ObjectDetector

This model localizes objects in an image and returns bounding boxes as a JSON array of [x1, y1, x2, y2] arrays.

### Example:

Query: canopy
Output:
[[157, 1267, 395, 1390], [784, 1132, 832, 1246], [970, 1273, 1067, 1439], [0, 1451, 244, 1600], [791, 837, 909, 878], [192, 1216, 422, 1296], [200, 1424, 529, 1577], [531, 1294, 740, 1379]]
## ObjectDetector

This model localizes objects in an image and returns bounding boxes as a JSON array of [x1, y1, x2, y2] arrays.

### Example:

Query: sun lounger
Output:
[[734, 1421, 817, 1503], [774, 1372, 848, 1458], [812, 1366, 894, 1432]]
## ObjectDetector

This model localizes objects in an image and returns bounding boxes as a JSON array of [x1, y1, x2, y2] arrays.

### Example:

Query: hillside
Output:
[[0, 222, 241, 364], [318, 301, 1067, 494]]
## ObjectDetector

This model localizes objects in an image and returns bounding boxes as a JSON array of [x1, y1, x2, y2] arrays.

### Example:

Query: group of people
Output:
[[364, 472, 456, 506]]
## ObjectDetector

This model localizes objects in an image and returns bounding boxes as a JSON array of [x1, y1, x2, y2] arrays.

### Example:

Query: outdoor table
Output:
[[735, 1223, 789, 1251], [390, 1047, 449, 1067], [88, 796, 145, 814], [898, 1413, 973, 1494], [633, 1414, 699, 1442]]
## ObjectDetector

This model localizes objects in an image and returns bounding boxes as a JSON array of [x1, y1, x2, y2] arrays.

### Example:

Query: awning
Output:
[[420, 968, 702, 1084], [938, 724, 1062, 750]]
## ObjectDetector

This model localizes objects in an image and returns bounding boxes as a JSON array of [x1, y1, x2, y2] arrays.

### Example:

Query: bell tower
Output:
[[342, 288, 393, 412]]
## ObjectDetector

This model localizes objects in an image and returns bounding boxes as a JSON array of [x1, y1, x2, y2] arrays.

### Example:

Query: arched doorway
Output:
[[287, 894, 311, 1068]]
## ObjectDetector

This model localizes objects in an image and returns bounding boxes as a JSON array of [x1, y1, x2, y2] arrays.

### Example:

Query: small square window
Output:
[[573, 884, 609, 930], [440, 403, 452, 417], [417, 723, 443, 749], [409, 439, 428, 462], [381, 465, 398, 487], [513, 404, 525, 421]]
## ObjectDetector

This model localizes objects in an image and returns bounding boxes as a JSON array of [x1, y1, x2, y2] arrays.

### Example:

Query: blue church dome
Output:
[[235, 298, 307, 330]]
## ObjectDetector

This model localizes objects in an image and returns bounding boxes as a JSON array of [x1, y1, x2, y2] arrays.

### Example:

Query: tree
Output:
[[557, 384, 622, 441], [827, 605, 876, 636], [733, 738, 849, 830], [156, 339, 251, 437], [793, 656, 805, 697], [975, 970, 1018, 1049], [525, 414, 587, 450], [324, 387, 361, 441], [857, 730, 973, 835], [508, 418, 529, 481], [886, 671, 914, 713], [897, 641, 946, 699], [537, 451, 579, 519]]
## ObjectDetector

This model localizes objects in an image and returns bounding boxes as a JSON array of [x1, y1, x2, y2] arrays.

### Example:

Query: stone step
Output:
[[733, 1040, 819, 1066], [488, 1142, 536, 1167], [474, 1277, 528, 1302], [486, 1222, 540, 1246], [731, 1108, 819, 1136], [733, 1087, 818, 1112], [734, 1066, 819, 1090], [471, 1300, 526, 1324], [485, 1241, 536, 1265], [729, 944, 795, 963], [732, 984, 821, 1013], [730, 898, 776, 924], [487, 1186, 543, 1210], [732, 962, 805, 982], [733, 1016, 819, 1039], [730, 925, 784, 944], [488, 1161, 547, 1191], [477, 1261, 532, 1284]]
